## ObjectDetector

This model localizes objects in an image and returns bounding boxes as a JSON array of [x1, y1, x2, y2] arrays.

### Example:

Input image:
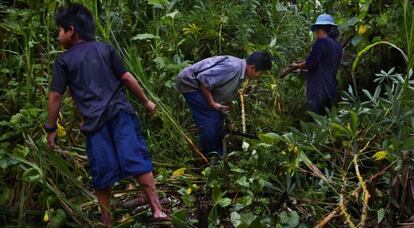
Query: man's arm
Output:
[[288, 39, 326, 72], [279, 61, 306, 79], [289, 61, 306, 70], [200, 83, 229, 112], [120, 72, 156, 113], [46, 91, 63, 149]]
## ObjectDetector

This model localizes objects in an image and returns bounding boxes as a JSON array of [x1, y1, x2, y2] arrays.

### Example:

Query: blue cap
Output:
[[311, 14, 337, 31]]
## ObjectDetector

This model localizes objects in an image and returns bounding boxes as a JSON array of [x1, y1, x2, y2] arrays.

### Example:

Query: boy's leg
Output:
[[109, 112, 168, 220], [86, 122, 121, 226], [136, 172, 167, 219], [95, 187, 112, 226]]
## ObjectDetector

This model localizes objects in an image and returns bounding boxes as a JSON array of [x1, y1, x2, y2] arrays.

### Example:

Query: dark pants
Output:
[[183, 91, 224, 156], [308, 98, 333, 116]]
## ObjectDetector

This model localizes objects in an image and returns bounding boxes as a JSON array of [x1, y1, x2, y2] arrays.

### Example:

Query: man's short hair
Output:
[[246, 51, 272, 71], [55, 3, 96, 41]]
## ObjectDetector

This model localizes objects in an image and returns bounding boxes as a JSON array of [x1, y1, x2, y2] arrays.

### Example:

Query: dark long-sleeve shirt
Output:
[[305, 37, 343, 101]]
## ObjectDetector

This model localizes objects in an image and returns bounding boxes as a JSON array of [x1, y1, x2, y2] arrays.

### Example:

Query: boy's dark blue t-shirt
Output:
[[50, 41, 135, 134], [305, 37, 343, 101]]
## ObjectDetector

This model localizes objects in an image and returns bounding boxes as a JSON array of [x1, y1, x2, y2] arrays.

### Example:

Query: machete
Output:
[[225, 130, 259, 139]]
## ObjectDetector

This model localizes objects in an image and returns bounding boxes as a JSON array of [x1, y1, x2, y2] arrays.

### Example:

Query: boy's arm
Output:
[[200, 83, 229, 112], [46, 91, 63, 149], [120, 72, 156, 113]]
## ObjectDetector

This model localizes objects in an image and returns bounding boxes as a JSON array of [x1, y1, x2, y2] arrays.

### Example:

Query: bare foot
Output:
[[100, 213, 112, 228], [152, 210, 170, 221]]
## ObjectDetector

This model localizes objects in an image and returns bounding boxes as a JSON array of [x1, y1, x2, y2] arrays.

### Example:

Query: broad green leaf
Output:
[[12, 145, 29, 158], [288, 211, 299, 227], [330, 122, 349, 135], [217, 197, 232, 207], [377, 208, 385, 224], [240, 212, 257, 226], [182, 194, 196, 207], [231, 212, 242, 227], [279, 211, 289, 224], [22, 167, 41, 183], [269, 37, 277, 48], [201, 167, 211, 176], [51, 209, 67, 228], [347, 17, 359, 26], [237, 176, 250, 188], [258, 133, 281, 144], [0, 159, 7, 169], [147, 0, 168, 8], [231, 167, 245, 173], [131, 33, 160, 41], [280, 211, 299, 227], [212, 185, 223, 203], [351, 35, 362, 46], [164, 10, 179, 19], [239, 194, 253, 206]]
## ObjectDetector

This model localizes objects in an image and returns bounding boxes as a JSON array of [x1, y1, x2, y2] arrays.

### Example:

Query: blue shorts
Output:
[[183, 91, 224, 156], [86, 111, 153, 189]]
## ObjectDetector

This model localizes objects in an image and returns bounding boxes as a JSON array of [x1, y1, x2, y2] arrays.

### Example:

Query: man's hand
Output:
[[210, 102, 229, 113], [289, 61, 306, 70], [47, 131, 57, 149], [144, 100, 157, 114]]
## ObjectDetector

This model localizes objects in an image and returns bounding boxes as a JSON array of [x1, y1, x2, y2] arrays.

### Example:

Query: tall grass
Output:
[[111, 37, 209, 164], [404, 0, 414, 70]]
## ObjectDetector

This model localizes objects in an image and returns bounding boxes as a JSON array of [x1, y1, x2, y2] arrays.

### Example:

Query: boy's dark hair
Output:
[[246, 51, 272, 71], [55, 3, 96, 41], [315, 25, 340, 39]]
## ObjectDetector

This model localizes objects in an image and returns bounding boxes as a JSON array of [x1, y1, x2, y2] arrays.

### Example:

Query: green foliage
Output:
[[1, 0, 413, 227]]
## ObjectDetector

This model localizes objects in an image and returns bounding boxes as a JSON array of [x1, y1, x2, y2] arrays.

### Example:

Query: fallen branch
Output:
[[182, 133, 209, 164], [339, 172, 356, 228], [340, 193, 356, 228], [316, 161, 396, 227], [354, 153, 370, 227]]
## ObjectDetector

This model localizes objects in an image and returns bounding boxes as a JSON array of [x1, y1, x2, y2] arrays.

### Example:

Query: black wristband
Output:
[[44, 123, 57, 133]]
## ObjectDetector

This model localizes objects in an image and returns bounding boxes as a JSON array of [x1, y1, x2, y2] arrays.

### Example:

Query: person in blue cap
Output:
[[285, 14, 343, 115]]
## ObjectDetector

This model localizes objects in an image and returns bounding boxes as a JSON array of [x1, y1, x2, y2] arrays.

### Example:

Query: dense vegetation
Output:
[[1, 0, 414, 227]]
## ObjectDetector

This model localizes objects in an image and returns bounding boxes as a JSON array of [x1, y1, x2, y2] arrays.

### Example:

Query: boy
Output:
[[45, 4, 168, 226], [176, 52, 272, 157]]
